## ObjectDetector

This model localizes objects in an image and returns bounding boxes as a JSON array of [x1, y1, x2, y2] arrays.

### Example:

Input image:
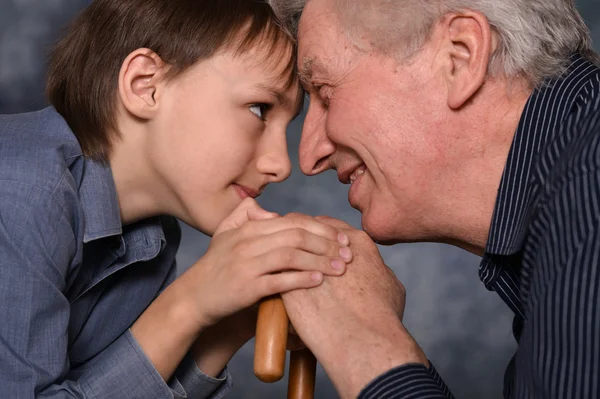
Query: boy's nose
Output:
[[257, 139, 292, 182]]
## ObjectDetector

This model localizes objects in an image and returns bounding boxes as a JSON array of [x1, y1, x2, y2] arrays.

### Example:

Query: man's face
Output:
[[297, 0, 452, 244]]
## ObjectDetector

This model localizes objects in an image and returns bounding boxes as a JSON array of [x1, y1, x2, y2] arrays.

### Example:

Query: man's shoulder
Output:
[[548, 88, 600, 178], [0, 107, 84, 197], [532, 95, 600, 232]]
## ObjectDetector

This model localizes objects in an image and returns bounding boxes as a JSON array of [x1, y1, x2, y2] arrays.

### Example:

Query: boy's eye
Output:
[[249, 104, 270, 120]]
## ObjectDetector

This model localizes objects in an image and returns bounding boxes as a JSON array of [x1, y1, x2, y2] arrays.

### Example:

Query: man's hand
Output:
[[282, 215, 428, 399]]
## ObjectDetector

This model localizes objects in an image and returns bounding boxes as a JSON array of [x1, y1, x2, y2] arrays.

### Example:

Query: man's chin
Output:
[[360, 213, 403, 246]]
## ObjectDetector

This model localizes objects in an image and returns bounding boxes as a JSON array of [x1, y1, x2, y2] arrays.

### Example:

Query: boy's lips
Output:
[[233, 184, 261, 199]]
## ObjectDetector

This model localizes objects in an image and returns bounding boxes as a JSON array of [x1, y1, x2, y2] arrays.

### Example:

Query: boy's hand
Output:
[[179, 198, 353, 331], [212, 197, 280, 235]]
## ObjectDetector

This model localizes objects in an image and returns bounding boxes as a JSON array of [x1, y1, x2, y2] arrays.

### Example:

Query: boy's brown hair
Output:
[[46, 0, 297, 162]]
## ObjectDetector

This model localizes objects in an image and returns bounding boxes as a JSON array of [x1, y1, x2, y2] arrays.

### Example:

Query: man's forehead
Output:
[[298, 0, 340, 42], [297, 1, 348, 71]]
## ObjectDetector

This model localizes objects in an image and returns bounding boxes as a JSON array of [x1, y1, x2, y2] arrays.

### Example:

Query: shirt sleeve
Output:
[[358, 362, 455, 399], [77, 329, 233, 399], [172, 351, 233, 399], [155, 242, 234, 399], [0, 180, 230, 398]]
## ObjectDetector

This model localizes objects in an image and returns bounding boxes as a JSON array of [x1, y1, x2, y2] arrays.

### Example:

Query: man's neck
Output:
[[442, 77, 533, 255]]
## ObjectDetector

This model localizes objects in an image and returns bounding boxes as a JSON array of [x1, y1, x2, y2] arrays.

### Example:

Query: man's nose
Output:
[[257, 134, 292, 183], [298, 106, 336, 175]]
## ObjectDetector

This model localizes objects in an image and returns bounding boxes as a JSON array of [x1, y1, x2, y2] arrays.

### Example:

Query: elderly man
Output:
[[268, 0, 600, 398]]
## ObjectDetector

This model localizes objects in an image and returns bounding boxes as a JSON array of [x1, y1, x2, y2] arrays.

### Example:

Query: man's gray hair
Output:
[[269, 0, 598, 86]]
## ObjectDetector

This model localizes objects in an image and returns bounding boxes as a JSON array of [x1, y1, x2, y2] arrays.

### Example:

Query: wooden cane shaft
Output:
[[288, 348, 317, 399], [254, 296, 288, 382]]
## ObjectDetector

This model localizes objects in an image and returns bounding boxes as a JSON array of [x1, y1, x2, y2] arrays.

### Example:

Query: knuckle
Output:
[[356, 229, 368, 239], [357, 230, 372, 243], [322, 239, 336, 256], [397, 281, 406, 297], [289, 228, 308, 247], [316, 215, 346, 228], [315, 215, 337, 227], [237, 222, 252, 237], [331, 242, 342, 256], [283, 248, 298, 265], [232, 239, 250, 255], [261, 277, 281, 296], [272, 247, 295, 266], [285, 212, 306, 219], [294, 217, 311, 230]]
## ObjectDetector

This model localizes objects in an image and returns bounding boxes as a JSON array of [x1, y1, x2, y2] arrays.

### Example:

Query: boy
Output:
[[0, 1, 353, 397]]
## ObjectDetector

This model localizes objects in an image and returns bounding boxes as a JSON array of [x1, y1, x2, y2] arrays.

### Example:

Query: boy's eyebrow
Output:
[[257, 82, 305, 118], [257, 81, 305, 114], [256, 82, 289, 107]]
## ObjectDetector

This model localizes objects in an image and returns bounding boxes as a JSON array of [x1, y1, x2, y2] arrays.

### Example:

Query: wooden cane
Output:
[[254, 296, 317, 398], [288, 348, 317, 399], [254, 296, 288, 383]]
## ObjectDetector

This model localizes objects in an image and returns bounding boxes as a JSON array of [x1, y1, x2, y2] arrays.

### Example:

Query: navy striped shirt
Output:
[[359, 55, 600, 399]]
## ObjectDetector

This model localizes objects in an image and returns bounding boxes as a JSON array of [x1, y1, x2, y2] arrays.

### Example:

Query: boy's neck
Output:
[[108, 124, 167, 226]]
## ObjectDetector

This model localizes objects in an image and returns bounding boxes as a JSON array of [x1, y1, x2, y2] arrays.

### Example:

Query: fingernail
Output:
[[337, 233, 349, 245], [339, 246, 352, 262], [311, 272, 323, 282], [331, 259, 345, 270]]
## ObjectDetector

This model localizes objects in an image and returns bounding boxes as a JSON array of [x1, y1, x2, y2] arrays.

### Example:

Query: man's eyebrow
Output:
[[298, 57, 314, 87]]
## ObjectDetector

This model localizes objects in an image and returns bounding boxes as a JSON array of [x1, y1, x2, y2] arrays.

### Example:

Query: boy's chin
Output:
[[181, 214, 221, 237]]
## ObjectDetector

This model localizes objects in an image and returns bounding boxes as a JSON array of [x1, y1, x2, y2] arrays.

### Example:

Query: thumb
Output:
[[247, 205, 279, 222], [214, 198, 278, 235]]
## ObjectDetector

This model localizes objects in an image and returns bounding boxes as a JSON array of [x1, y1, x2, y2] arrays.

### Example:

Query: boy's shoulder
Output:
[[0, 107, 83, 196]]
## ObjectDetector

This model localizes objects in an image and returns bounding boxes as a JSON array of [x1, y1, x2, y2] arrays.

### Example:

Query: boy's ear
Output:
[[118, 48, 166, 120]]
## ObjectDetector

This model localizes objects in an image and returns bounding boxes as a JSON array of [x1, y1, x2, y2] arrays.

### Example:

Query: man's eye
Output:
[[317, 86, 330, 107], [249, 104, 270, 120]]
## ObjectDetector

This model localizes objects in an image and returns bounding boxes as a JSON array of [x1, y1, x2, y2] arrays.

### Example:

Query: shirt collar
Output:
[[79, 159, 123, 243], [78, 158, 167, 252], [484, 55, 600, 256], [48, 106, 167, 255]]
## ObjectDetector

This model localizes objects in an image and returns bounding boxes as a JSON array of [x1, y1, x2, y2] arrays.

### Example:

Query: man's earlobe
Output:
[[118, 49, 165, 119], [444, 12, 493, 110]]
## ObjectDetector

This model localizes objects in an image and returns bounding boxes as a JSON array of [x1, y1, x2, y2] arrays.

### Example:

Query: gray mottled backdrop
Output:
[[1, 1, 599, 398]]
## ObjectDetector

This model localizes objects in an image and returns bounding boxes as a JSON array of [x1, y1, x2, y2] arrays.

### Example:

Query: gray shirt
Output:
[[0, 107, 232, 398]]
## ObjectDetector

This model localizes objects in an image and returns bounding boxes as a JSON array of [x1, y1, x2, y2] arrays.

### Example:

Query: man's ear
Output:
[[441, 11, 494, 109], [118, 48, 167, 120]]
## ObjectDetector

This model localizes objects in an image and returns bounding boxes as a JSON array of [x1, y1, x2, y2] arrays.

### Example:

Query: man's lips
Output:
[[338, 164, 366, 184]]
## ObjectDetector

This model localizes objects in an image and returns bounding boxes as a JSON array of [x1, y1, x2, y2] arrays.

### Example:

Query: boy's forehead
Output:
[[236, 37, 295, 70], [236, 40, 299, 86], [207, 30, 303, 114]]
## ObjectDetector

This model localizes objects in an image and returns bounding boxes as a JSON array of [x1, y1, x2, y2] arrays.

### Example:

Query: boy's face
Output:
[[145, 44, 301, 234]]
